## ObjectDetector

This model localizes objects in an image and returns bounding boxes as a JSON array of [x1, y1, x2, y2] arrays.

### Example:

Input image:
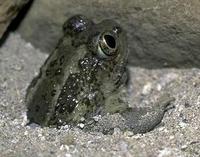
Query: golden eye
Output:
[[97, 32, 118, 59]]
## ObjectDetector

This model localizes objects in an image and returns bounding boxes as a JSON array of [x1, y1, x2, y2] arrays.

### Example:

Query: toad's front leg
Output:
[[122, 94, 175, 133]]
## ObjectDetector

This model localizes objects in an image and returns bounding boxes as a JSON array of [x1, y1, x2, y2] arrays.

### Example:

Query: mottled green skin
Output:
[[26, 15, 128, 126], [26, 15, 174, 133]]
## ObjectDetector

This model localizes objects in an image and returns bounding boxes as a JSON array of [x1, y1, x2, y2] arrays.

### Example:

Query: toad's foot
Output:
[[85, 94, 175, 134], [121, 93, 175, 133]]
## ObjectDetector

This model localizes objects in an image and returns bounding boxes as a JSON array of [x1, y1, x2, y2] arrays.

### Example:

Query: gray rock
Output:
[[17, 0, 200, 68], [0, 0, 30, 40]]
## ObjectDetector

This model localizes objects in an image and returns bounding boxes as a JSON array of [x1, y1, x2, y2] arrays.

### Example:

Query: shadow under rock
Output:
[[0, 0, 34, 47]]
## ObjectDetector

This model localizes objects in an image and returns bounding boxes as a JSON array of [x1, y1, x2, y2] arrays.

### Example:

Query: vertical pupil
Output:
[[104, 35, 116, 49]]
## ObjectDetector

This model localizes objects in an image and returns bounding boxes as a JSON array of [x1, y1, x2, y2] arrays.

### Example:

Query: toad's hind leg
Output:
[[122, 94, 175, 134]]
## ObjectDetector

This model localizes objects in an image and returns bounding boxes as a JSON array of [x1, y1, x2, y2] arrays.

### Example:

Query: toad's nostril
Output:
[[103, 34, 116, 49]]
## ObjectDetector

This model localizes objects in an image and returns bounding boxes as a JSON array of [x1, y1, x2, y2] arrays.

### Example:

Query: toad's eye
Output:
[[97, 32, 118, 59]]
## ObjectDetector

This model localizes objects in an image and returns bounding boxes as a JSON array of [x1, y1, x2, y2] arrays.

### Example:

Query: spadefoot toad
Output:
[[26, 15, 174, 134]]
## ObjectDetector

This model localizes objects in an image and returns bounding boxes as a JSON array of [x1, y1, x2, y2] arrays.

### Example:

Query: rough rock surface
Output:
[[0, 33, 199, 157], [0, 0, 30, 40], [18, 0, 200, 68]]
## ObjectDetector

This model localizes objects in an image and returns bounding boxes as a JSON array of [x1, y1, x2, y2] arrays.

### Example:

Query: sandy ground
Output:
[[0, 33, 199, 157]]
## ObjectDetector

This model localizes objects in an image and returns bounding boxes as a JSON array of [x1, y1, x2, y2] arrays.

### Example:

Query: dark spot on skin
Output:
[[50, 60, 58, 67], [35, 105, 40, 112], [71, 39, 83, 48], [71, 40, 75, 47], [46, 69, 51, 76], [6, 5, 18, 15], [59, 55, 65, 65], [55, 68, 62, 75], [51, 89, 56, 96], [41, 93, 47, 101], [67, 101, 77, 113], [55, 104, 66, 114], [83, 98, 91, 107]]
